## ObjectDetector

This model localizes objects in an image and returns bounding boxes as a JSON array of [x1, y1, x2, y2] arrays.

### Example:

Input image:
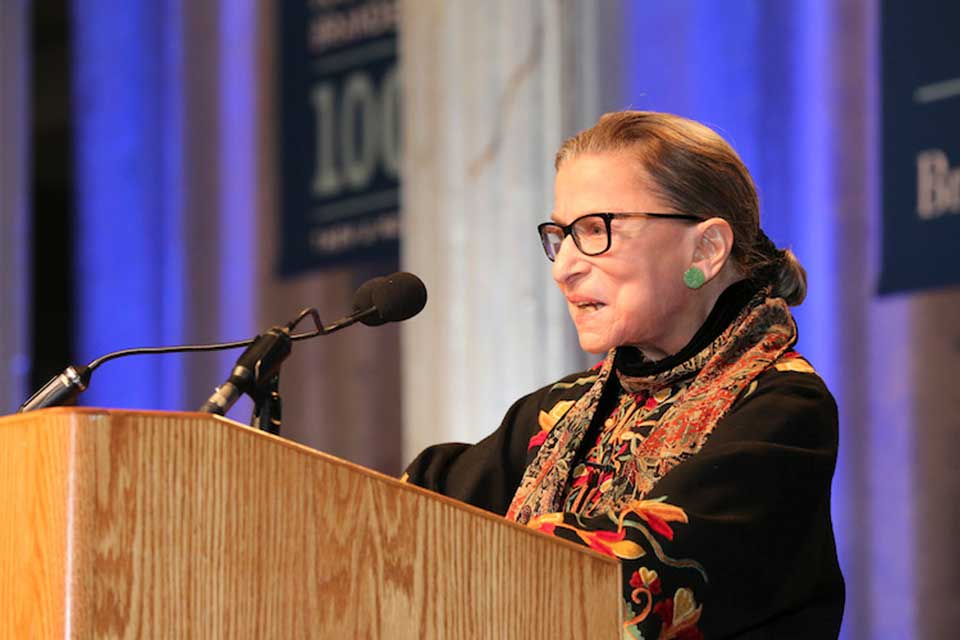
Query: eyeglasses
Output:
[[537, 212, 702, 261]]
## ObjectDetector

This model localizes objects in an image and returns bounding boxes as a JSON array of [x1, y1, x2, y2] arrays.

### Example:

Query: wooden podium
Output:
[[0, 409, 621, 638]]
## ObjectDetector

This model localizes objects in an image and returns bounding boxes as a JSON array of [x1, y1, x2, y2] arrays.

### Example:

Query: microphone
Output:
[[19, 365, 92, 413], [353, 272, 427, 326], [351, 276, 388, 326]]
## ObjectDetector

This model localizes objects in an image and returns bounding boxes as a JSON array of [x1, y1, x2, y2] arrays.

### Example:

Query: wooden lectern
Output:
[[0, 409, 621, 638]]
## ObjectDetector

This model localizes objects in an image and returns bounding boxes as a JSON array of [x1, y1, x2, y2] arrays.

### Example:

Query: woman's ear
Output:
[[690, 218, 735, 281]]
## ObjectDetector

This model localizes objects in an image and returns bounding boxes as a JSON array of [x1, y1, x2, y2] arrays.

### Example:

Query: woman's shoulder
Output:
[[718, 350, 838, 449], [736, 350, 834, 404]]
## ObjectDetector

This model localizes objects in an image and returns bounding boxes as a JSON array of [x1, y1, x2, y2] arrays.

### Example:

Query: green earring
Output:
[[683, 266, 706, 289]]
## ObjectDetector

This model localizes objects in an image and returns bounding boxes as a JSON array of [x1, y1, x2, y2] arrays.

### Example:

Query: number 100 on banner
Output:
[[279, 0, 400, 275]]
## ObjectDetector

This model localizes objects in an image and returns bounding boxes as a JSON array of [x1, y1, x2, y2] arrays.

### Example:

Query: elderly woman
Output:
[[403, 111, 844, 638]]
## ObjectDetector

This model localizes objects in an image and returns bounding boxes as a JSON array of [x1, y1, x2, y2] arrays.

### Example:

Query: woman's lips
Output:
[[568, 298, 606, 313]]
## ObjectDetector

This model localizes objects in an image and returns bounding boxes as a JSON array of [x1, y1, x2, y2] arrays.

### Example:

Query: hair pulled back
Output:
[[555, 111, 806, 305]]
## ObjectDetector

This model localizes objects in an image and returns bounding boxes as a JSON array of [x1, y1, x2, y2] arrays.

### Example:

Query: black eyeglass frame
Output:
[[537, 212, 702, 261]]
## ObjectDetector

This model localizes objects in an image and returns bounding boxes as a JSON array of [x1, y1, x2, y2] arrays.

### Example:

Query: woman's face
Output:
[[551, 151, 701, 357]]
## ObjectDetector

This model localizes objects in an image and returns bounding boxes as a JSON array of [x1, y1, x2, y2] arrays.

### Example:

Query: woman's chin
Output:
[[576, 334, 614, 355]]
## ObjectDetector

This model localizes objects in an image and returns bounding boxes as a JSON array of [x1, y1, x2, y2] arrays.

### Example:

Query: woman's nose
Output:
[[552, 235, 587, 285]]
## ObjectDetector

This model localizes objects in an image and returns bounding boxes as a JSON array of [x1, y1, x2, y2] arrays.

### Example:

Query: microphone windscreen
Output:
[[351, 276, 388, 326], [368, 272, 428, 324]]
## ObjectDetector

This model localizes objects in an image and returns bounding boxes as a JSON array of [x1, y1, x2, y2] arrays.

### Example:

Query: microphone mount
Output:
[[199, 304, 392, 430]]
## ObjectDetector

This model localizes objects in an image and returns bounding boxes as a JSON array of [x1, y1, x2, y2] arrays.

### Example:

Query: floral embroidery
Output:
[[529, 510, 643, 557], [530, 498, 707, 638], [740, 379, 759, 400], [651, 588, 704, 640], [773, 352, 817, 374], [564, 381, 691, 516], [549, 374, 598, 391], [538, 399, 575, 431], [526, 430, 548, 450], [530, 400, 576, 450]]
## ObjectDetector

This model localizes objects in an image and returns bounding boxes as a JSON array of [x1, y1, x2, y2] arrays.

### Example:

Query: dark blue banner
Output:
[[880, 1, 960, 294], [278, 0, 399, 275]]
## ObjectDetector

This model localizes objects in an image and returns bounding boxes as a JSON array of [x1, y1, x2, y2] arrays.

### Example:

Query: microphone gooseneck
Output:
[[18, 339, 253, 413]]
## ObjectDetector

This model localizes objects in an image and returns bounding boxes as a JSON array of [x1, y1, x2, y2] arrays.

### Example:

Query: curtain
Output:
[[0, 1, 31, 414]]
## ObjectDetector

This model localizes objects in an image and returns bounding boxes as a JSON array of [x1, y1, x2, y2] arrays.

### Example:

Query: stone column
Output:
[[0, 1, 30, 412], [399, 1, 599, 456]]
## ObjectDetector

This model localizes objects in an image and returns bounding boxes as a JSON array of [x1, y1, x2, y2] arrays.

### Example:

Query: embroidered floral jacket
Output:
[[404, 284, 845, 638]]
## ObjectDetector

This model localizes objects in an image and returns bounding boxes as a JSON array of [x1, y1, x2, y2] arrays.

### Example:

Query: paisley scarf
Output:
[[506, 289, 798, 524]]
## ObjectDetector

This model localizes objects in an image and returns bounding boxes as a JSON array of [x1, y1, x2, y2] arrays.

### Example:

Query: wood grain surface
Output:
[[0, 409, 621, 638]]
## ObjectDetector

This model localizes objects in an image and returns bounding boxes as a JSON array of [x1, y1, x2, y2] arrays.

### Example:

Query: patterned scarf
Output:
[[506, 290, 798, 524]]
